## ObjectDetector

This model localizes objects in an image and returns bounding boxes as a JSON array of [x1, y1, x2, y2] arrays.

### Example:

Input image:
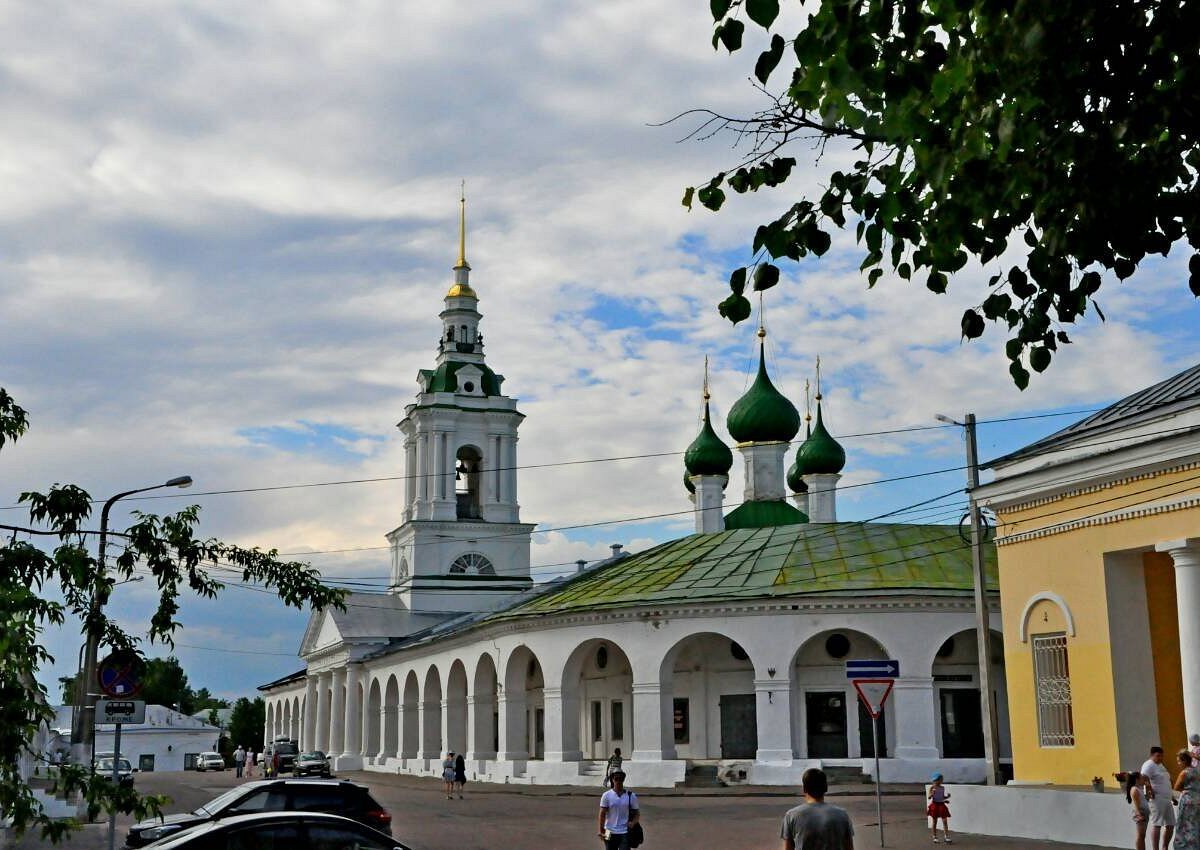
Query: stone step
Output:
[[681, 765, 722, 788], [822, 765, 871, 785]]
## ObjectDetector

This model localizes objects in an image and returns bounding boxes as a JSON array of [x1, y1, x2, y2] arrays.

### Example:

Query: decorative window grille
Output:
[[448, 552, 496, 575], [1032, 632, 1075, 747]]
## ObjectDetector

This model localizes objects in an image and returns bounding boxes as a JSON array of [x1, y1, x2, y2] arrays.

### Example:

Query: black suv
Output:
[[265, 739, 298, 774], [124, 778, 392, 847]]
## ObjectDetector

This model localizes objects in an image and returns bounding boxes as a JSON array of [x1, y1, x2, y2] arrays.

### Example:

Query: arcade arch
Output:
[[422, 666, 443, 757], [792, 628, 891, 759], [447, 661, 468, 755], [472, 654, 499, 759], [562, 639, 633, 761], [401, 672, 419, 758], [503, 646, 545, 759], [660, 632, 756, 760]]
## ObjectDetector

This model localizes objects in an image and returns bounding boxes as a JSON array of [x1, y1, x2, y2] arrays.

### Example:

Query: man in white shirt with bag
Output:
[[597, 769, 640, 850]]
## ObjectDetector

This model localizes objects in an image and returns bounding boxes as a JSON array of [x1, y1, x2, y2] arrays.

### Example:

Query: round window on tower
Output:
[[449, 553, 495, 575], [463, 381, 475, 393], [825, 633, 851, 659]]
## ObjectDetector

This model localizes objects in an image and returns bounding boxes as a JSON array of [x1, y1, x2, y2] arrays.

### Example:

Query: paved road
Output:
[[14, 770, 1126, 849]]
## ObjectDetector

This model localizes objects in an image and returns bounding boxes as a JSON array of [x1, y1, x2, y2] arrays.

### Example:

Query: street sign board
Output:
[[95, 699, 146, 725], [845, 658, 899, 679], [852, 679, 894, 719], [97, 650, 144, 698]]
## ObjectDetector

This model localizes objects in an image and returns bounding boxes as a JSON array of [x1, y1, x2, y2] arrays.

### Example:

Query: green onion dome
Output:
[[726, 345, 801, 443], [796, 402, 846, 474], [787, 421, 812, 492], [685, 401, 734, 476], [684, 468, 695, 494]]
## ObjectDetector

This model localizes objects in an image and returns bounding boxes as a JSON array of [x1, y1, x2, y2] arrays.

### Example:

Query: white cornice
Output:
[[996, 492, 1200, 546]]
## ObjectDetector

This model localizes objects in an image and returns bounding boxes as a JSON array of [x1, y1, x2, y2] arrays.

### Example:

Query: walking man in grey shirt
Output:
[[781, 767, 855, 850]]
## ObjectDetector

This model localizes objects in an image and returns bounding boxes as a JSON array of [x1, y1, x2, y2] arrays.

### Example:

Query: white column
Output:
[[498, 693, 527, 760], [330, 668, 347, 756], [631, 682, 671, 761], [1156, 539, 1200, 736], [341, 664, 362, 758], [404, 441, 417, 520], [692, 474, 727, 533], [754, 679, 793, 762], [468, 694, 497, 760], [376, 706, 391, 762], [890, 676, 940, 759], [316, 674, 332, 753], [541, 686, 581, 762], [303, 676, 318, 751], [418, 699, 440, 760]]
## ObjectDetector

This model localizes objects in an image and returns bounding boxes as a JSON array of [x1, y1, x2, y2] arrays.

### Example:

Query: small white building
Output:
[[260, 211, 1012, 787], [53, 705, 222, 772]]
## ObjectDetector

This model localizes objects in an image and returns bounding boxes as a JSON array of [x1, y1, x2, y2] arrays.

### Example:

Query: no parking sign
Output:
[[97, 650, 144, 698]]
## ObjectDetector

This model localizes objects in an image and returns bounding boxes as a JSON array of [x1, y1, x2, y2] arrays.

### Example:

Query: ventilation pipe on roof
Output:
[[576, 559, 588, 573], [610, 543, 623, 557]]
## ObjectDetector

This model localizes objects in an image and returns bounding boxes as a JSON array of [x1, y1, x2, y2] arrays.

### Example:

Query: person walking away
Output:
[[780, 767, 855, 850], [272, 749, 281, 779], [1126, 771, 1150, 850], [598, 769, 639, 849], [442, 752, 456, 799], [454, 752, 467, 799], [234, 745, 245, 779], [604, 747, 623, 788], [1175, 750, 1200, 850], [927, 772, 952, 844], [1141, 746, 1176, 850]]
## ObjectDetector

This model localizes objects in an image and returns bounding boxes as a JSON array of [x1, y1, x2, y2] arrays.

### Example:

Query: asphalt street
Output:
[[13, 769, 1127, 849]]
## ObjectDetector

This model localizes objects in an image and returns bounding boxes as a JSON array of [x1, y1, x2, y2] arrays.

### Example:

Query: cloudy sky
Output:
[[3, 0, 1196, 702]]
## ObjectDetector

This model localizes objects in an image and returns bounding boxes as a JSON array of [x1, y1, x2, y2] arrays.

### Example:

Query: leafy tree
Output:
[[57, 674, 80, 705], [684, 0, 1200, 387], [193, 687, 228, 712], [140, 657, 193, 714], [0, 389, 344, 841], [227, 697, 266, 754]]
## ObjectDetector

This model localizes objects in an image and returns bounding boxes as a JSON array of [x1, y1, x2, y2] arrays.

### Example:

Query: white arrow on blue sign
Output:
[[845, 659, 900, 678]]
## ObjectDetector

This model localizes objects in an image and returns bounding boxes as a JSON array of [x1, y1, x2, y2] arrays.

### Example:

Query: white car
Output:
[[196, 752, 225, 771]]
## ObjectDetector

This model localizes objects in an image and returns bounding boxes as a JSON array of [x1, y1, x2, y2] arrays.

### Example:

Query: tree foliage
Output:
[[0, 389, 345, 841], [139, 657, 193, 714], [228, 697, 266, 754], [684, 0, 1200, 387]]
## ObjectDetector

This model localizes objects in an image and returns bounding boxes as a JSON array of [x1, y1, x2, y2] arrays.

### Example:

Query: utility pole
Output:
[[939, 412, 1001, 785]]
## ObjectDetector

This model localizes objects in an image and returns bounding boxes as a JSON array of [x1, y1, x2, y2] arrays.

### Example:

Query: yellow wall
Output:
[[996, 468, 1200, 786]]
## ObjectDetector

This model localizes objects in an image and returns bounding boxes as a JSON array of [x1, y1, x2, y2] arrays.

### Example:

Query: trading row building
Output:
[[260, 215, 1009, 786]]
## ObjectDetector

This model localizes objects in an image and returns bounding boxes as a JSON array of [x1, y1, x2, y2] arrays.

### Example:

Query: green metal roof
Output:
[[491, 522, 997, 620], [417, 360, 503, 396], [724, 499, 808, 529]]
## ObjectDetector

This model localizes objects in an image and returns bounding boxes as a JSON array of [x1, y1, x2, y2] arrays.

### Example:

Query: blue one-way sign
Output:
[[845, 658, 900, 678]]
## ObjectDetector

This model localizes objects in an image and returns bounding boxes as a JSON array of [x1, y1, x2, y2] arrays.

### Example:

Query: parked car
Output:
[[124, 778, 393, 847], [293, 751, 331, 777], [132, 811, 410, 850], [263, 739, 298, 774], [195, 752, 225, 771], [95, 757, 134, 787]]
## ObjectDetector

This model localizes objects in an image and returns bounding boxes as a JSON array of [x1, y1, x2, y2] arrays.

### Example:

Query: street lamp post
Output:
[[936, 412, 1002, 785], [70, 476, 192, 767]]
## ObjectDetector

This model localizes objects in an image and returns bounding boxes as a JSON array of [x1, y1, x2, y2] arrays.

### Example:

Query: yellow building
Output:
[[975, 365, 1200, 786]]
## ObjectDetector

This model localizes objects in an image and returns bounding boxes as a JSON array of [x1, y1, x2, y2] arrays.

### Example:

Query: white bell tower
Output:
[[387, 193, 535, 613]]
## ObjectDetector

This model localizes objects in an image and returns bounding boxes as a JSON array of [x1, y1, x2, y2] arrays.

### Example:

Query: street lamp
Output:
[[936, 412, 1002, 785], [70, 475, 192, 766]]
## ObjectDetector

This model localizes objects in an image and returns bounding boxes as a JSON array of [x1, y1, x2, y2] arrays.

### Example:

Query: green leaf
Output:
[[961, 309, 985, 339], [745, 0, 780, 29], [809, 229, 832, 256], [755, 35, 786, 84], [681, 187, 695, 209], [1029, 346, 1052, 373], [1009, 361, 1030, 390], [926, 270, 948, 294], [716, 19, 744, 52], [729, 267, 747, 296], [718, 293, 753, 324], [710, 0, 732, 20], [753, 263, 781, 291], [697, 185, 726, 211]]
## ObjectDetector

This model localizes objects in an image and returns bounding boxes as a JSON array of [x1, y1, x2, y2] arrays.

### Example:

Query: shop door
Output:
[[940, 688, 984, 757], [806, 691, 848, 758], [718, 694, 757, 758]]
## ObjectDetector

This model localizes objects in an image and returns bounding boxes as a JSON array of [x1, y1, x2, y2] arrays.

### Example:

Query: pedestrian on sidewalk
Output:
[[1189, 733, 1200, 765], [597, 769, 639, 850], [604, 747, 623, 788], [234, 745, 245, 778], [246, 750, 255, 778], [272, 749, 281, 778], [453, 752, 466, 799], [1141, 746, 1176, 850], [442, 752, 456, 799], [927, 772, 952, 844], [780, 767, 855, 850], [1174, 750, 1200, 850], [1126, 770, 1150, 850]]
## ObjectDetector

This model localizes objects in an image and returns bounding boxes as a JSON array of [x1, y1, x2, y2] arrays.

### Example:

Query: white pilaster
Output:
[[631, 682, 671, 761], [740, 442, 788, 502], [754, 678, 793, 762], [890, 676, 940, 759], [692, 474, 727, 533], [316, 673, 332, 753], [807, 473, 841, 522], [376, 706, 392, 761], [541, 686, 582, 762], [303, 676, 318, 751], [497, 693, 527, 761], [468, 694, 497, 760], [330, 667, 347, 755], [1156, 538, 1200, 736], [341, 665, 362, 758]]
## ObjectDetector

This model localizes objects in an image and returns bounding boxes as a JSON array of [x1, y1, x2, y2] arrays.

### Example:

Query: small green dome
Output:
[[685, 401, 734, 476], [797, 402, 846, 474], [684, 468, 695, 494], [786, 457, 809, 492], [726, 346, 801, 443]]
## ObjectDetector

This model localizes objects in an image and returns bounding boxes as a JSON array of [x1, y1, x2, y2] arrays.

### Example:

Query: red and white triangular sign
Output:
[[852, 678, 894, 719]]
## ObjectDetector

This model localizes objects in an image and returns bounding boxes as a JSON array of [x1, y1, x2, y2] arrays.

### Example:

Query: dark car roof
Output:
[[145, 811, 408, 849]]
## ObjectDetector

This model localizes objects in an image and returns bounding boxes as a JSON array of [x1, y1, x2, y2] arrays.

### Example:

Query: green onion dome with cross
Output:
[[725, 334, 801, 444], [796, 399, 846, 474]]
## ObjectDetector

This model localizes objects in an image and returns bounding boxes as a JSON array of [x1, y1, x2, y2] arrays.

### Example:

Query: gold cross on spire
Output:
[[815, 356, 823, 401], [703, 355, 711, 402], [455, 180, 470, 271]]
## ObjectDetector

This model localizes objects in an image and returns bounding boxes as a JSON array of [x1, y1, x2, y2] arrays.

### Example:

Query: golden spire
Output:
[[703, 355, 711, 402], [815, 356, 823, 401], [804, 378, 812, 423], [454, 180, 470, 271]]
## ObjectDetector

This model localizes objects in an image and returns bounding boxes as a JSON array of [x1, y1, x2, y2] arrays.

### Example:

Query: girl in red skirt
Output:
[[928, 772, 952, 843]]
